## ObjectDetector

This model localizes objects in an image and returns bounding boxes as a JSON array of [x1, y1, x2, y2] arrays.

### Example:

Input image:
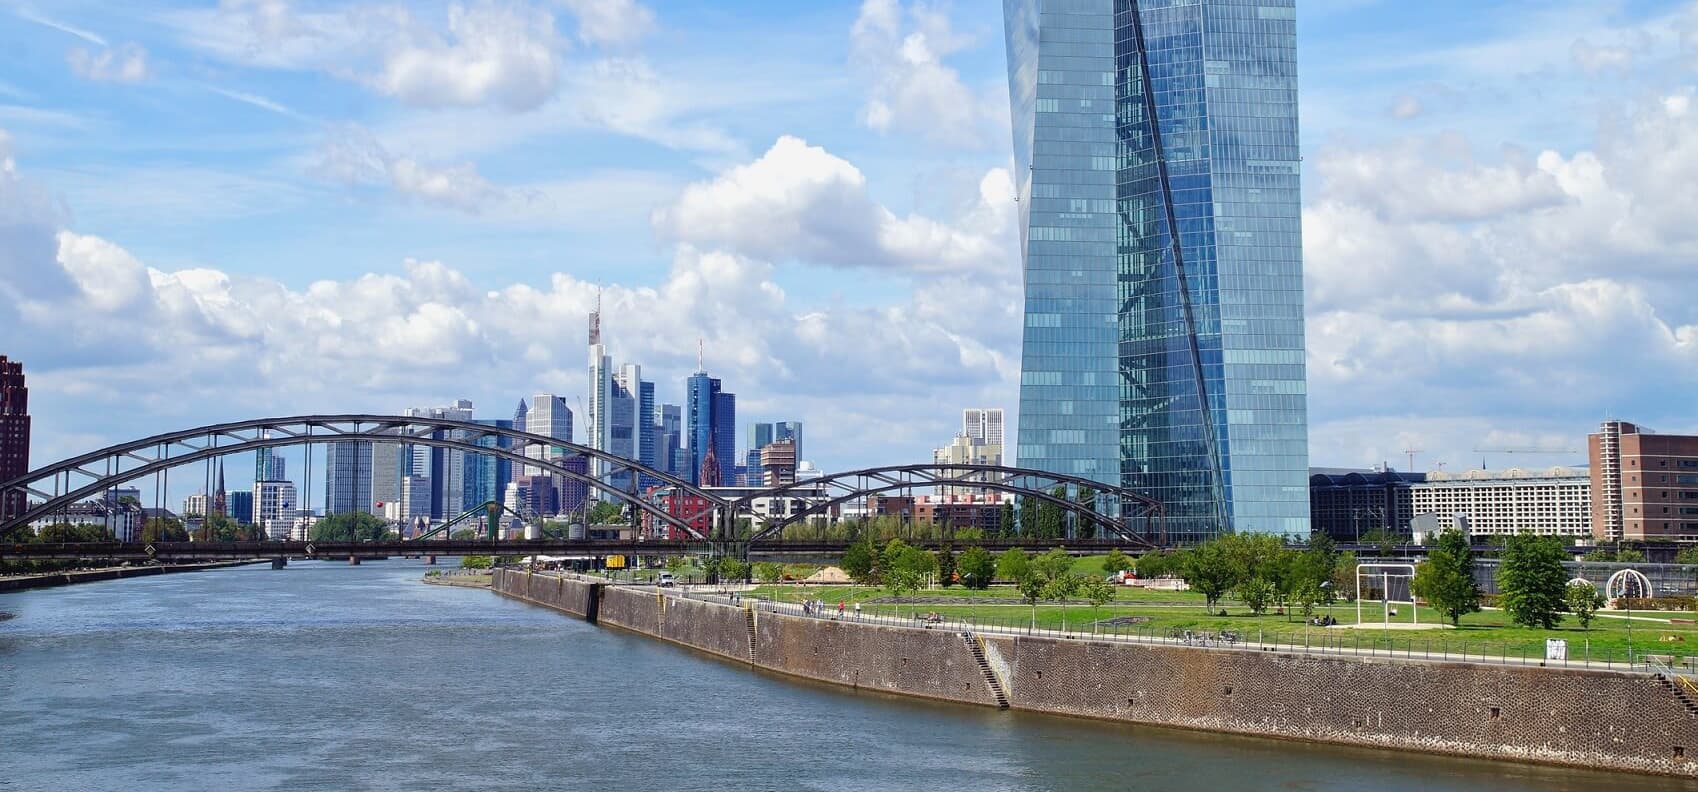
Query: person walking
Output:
[[838, 600, 845, 618]]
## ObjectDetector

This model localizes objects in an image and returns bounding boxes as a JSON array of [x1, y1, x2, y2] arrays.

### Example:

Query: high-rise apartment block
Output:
[[0, 356, 30, 521], [1004, 0, 1308, 541], [760, 439, 798, 487], [1591, 420, 1698, 543]]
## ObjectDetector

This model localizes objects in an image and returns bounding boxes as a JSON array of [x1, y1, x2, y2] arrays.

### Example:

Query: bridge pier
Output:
[[425, 555, 437, 565], [270, 557, 287, 570], [348, 555, 361, 566]]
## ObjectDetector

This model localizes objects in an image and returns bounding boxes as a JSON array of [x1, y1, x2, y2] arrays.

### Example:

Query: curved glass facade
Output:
[[1005, 0, 1308, 541]]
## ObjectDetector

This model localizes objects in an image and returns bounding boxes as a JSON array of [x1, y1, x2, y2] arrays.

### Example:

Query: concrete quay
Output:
[[492, 568, 1698, 778]]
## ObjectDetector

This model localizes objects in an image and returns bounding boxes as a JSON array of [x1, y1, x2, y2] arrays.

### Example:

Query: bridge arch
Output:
[[0, 415, 729, 539], [732, 464, 1163, 547]]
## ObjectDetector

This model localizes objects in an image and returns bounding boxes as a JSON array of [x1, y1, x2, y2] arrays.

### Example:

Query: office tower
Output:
[[774, 421, 803, 467], [607, 363, 642, 492], [398, 475, 431, 527], [559, 455, 589, 516], [324, 441, 373, 516], [746, 423, 774, 488], [637, 379, 657, 489], [402, 399, 474, 519], [713, 391, 736, 487], [256, 479, 297, 527], [761, 439, 798, 487], [370, 442, 401, 515], [1003, 0, 1308, 540], [658, 403, 683, 478], [524, 394, 574, 496], [686, 371, 721, 486], [226, 491, 253, 524], [0, 357, 26, 521], [464, 419, 514, 510], [962, 409, 1004, 446], [183, 493, 209, 517], [255, 441, 286, 486]]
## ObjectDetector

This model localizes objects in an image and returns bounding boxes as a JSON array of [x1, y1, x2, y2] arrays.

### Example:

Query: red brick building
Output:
[[1591, 419, 1698, 542]]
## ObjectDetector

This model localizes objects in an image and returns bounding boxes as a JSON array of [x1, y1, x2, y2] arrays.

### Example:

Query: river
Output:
[[2, 560, 1692, 791]]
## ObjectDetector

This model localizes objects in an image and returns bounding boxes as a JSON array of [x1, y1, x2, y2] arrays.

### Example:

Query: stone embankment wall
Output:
[[0, 560, 262, 592], [491, 570, 1698, 777]]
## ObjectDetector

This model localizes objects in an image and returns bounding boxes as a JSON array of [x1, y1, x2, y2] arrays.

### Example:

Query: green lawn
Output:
[[745, 582, 1697, 666]]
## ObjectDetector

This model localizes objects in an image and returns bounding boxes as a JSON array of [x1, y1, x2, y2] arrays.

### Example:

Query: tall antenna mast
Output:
[[588, 289, 602, 346], [697, 338, 704, 372]]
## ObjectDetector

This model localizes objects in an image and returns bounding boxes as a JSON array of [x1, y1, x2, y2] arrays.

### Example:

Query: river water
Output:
[[2, 561, 1693, 792]]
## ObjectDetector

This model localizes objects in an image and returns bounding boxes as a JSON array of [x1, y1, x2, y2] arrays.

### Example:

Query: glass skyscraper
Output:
[[1004, 0, 1308, 541]]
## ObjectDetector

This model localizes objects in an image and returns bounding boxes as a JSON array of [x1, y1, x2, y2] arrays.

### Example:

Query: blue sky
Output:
[[3, 0, 1698, 507]]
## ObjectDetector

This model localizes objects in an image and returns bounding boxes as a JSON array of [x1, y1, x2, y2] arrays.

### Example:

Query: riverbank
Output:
[[422, 571, 491, 589], [0, 560, 266, 592], [493, 568, 1698, 778]]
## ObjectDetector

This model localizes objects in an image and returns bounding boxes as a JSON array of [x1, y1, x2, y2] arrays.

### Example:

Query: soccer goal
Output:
[[1356, 563, 1419, 627]]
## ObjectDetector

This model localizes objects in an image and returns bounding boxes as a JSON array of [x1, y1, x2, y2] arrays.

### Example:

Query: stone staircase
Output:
[[962, 632, 1009, 709], [744, 607, 758, 664]]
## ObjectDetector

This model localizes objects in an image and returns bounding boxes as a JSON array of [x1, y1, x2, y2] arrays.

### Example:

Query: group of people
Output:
[[800, 599, 860, 619]]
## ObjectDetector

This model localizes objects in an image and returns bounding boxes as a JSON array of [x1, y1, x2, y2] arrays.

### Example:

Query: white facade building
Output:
[[1411, 467, 1591, 539], [524, 394, 574, 475], [256, 480, 297, 526], [963, 408, 1004, 446]]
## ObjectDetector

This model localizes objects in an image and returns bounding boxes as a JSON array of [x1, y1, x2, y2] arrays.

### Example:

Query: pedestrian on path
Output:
[[838, 600, 845, 618]]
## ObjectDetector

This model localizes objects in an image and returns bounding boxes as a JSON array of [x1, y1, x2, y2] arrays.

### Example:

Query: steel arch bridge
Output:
[[732, 464, 1164, 548], [0, 415, 729, 539]]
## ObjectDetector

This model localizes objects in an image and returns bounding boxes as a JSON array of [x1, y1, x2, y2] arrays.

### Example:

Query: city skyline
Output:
[[2, 1, 1697, 512]]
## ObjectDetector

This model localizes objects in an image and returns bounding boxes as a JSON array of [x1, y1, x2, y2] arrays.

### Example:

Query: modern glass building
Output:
[[1003, 0, 1308, 541]]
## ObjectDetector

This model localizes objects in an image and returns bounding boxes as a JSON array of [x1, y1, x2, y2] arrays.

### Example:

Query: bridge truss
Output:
[[733, 464, 1164, 548], [0, 415, 729, 539]]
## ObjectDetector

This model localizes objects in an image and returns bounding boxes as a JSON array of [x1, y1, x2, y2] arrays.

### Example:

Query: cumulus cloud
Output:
[[373, 2, 564, 111], [1303, 91, 1698, 467], [1570, 38, 1634, 76], [849, 0, 1001, 146], [67, 43, 151, 83], [653, 135, 1016, 274], [316, 124, 507, 212]]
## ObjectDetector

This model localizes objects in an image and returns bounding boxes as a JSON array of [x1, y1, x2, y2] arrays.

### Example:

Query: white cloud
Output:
[[374, 2, 564, 111], [316, 124, 506, 212], [1390, 95, 1422, 119], [171, 1, 567, 112], [653, 135, 1015, 274], [67, 44, 152, 83], [849, 0, 1000, 146], [557, 0, 654, 45], [561, 58, 743, 153], [14, 8, 105, 45]]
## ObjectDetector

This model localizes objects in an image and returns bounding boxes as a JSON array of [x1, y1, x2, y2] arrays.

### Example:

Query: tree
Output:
[[841, 536, 879, 586], [1411, 529, 1482, 626], [311, 512, 388, 542], [1045, 573, 1086, 633], [587, 500, 624, 525], [1032, 547, 1074, 585], [753, 562, 783, 585], [937, 545, 957, 587], [998, 502, 1016, 538], [719, 558, 749, 584], [1224, 533, 1285, 616], [1135, 551, 1173, 580], [1616, 547, 1646, 564], [1101, 548, 1135, 575], [1332, 551, 1359, 601], [1499, 534, 1569, 629], [665, 555, 688, 577], [1676, 545, 1698, 566], [1565, 580, 1604, 630], [1035, 486, 1066, 539], [194, 513, 261, 542], [1180, 540, 1237, 612], [1080, 574, 1116, 626], [880, 539, 934, 601], [957, 545, 995, 590], [1018, 496, 1037, 538], [35, 522, 113, 543], [138, 517, 189, 543], [449, 528, 478, 540], [996, 548, 1031, 584]]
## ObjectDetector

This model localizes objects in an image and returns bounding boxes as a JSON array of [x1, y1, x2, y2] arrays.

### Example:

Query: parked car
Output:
[[657, 572, 675, 587]]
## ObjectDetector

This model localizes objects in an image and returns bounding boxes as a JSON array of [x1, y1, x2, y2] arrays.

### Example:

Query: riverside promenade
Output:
[[493, 568, 1698, 778]]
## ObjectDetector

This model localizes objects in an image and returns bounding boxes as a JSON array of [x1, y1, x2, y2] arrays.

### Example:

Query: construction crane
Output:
[[1402, 447, 1424, 472]]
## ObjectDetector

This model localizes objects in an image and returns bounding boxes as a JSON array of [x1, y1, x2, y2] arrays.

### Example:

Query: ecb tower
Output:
[[1004, 0, 1308, 541]]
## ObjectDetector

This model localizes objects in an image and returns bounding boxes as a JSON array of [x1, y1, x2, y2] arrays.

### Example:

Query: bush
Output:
[[1616, 596, 1697, 612]]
